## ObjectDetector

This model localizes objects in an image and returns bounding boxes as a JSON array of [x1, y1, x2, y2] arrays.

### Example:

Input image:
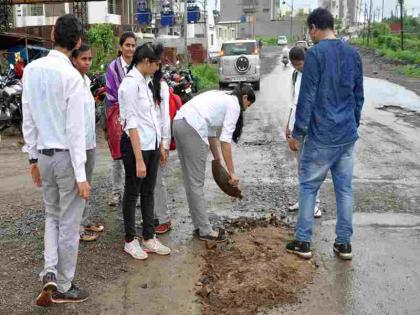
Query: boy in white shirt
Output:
[[286, 46, 322, 218]]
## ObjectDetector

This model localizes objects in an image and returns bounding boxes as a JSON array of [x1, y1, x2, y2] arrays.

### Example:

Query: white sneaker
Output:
[[288, 202, 299, 211], [314, 203, 322, 218], [143, 237, 171, 255], [124, 239, 148, 260]]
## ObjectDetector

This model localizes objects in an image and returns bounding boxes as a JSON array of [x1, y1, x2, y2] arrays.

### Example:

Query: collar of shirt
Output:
[[82, 74, 91, 86], [127, 66, 152, 87], [48, 49, 73, 66], [120, 56, 129, 74]]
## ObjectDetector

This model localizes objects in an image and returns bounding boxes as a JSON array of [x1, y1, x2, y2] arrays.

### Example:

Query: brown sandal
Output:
[[85, 224, 104, 233], [197, 228, 227, 243]]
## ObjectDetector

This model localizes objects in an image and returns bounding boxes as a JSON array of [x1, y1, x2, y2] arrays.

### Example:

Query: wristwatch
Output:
[[29, 158, 38, 165]]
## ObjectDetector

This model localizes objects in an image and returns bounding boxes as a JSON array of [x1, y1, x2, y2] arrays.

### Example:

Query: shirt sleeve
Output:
[[21, 68, 39, 160], [160, 81, 171, 150], [219, 98, 241, 143], [66, 74, 87, 182], [354, 52, 364, 127], [118, 78, 139, 130], [292, 50, 320, 140]]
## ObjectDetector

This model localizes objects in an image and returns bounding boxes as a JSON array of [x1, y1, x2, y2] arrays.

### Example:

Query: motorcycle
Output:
[[163, 65, 195, 104], [0, 65, 23, 134], [282, 55, 289, 67], [90, 69, 107, 126]]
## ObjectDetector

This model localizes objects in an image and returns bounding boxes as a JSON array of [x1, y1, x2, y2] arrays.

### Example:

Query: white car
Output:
[[277, 35, 288, 46]]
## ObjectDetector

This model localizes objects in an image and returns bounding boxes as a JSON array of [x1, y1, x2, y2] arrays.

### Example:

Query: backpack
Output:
[[169, 89, 183, 150]]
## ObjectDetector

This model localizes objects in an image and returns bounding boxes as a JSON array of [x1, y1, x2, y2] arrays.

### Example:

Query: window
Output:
[[221, 42, 257, 56], [25, 4, 44, 16], [108, 0, 117, 14]]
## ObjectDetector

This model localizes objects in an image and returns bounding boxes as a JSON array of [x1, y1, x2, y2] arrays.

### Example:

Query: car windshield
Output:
[[222, 42, 256, 56], [278, 36, 287, 40], [295, 42, 307, 47]]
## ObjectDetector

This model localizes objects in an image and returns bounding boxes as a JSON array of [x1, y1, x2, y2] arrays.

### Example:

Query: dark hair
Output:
[[150, 64, 163, 104], [54, 14, 83, 51], [230, 85, 256, 143], [307, 8, 334, 31], [71, 43, 90, 59], [127, 42, 161, 72], [289, 46, 306, 61], [119, 31, 136, 46]]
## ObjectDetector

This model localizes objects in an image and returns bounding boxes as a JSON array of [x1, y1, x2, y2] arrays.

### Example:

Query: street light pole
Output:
[[399, 0, 404, 50], [184, 0, 189, 65], [290, 0, 293, 41]]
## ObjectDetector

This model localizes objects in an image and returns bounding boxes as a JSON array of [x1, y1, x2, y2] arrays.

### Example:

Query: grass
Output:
[[256, 36, 277, 46], [396, 65, 420, 78], [191, 64, 219, 91]]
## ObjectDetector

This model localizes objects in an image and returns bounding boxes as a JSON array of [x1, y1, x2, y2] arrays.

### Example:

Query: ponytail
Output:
[[230, 85, 256, 143]]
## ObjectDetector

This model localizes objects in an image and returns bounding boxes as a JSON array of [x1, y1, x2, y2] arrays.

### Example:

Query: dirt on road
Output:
[[198, 216, 315, 315]]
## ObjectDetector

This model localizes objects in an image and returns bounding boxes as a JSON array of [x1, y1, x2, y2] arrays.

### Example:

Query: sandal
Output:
[[80, 231, 98, 242], [85, 224, 105, 233], [196, 228, 227, 243]]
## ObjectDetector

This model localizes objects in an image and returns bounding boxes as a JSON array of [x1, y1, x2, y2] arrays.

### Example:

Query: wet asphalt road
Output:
[[2, 46, 418, 314]]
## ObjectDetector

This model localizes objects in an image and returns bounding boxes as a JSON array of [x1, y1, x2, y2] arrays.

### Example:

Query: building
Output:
[[219, 0, 308, 39], [319, 0, 357, 29]]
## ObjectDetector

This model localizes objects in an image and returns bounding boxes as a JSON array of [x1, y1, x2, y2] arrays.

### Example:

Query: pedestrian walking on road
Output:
[[286, 46, 322, 218], [149, 63, 173, 235], [105, 31, 136, 207], [118, 43, 171, 260], [22, 14, 90, 306], [286, 8, 364, 260], [173, 86, 256, 242], [72, 44, 105, 242]]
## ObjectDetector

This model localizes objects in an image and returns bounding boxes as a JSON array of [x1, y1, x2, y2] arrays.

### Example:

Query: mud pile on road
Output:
[[197, 215, 316, 315]]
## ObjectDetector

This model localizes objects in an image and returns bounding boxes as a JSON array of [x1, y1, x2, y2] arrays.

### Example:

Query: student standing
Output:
[[22, 14, 90, 306], [286, 8, 364, 260], [149, 64, 172, 234], [72, 44, 105, 242], [173, 86, 256, 242], [105, 32, 136, 207], [118, 43, 171, 259], [286, 46, 322, 218]]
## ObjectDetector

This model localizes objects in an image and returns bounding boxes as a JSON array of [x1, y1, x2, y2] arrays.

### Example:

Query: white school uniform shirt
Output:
[[22, 50, 87, 182], [82, 74, 96, 150], [288, 71, 302, 131], [118, 67, 161, 150], [120, 56, 129, 75], [159, 80, 171, 150], [174, 90, 241, 144]]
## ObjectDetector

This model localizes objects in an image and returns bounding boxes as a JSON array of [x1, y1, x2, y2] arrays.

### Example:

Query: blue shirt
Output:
[[292, 39, 364, 146]]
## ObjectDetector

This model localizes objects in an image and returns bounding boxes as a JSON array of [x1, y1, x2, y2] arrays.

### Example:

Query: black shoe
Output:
[[194, 228, 227, 243], [286, 240, 312, 259], [36, 272, 57, 307], [333, 243, 352, 260], [51, 284, 89, 304]]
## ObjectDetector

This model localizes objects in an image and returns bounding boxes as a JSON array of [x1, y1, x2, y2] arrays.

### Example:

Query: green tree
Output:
[[86, 24, 117, 72]]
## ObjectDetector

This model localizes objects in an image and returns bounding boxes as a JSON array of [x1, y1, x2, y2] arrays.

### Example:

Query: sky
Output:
[[207, 0, 420, 18]]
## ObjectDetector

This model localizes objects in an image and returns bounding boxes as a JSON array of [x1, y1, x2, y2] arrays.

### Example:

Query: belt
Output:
[[38, 148, 69, 156]]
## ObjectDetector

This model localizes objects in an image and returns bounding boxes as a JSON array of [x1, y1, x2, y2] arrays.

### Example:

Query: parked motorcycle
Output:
[[0, 65, 23, 133], [90, 70, 107, 126], [162, 65, 196, 104]]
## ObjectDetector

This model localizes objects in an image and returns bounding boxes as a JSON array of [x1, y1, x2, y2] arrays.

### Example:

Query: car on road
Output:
[[277, 35, 288, 46], [294, 40, 309, 49], [218, 39, 261, 91]]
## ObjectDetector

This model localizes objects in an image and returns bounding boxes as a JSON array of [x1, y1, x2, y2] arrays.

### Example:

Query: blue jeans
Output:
[[296, 138, 355, 244]]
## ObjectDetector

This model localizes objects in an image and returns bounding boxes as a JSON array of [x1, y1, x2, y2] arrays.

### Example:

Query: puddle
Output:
[[322, 212, 420, 228], [365, 77, 420, 112]]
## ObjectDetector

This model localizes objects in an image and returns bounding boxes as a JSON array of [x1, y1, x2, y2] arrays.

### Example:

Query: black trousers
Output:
[[121, 132, 160, 242]]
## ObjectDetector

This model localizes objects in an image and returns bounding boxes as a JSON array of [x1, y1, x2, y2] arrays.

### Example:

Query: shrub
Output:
[[191, 64, 219, 91]]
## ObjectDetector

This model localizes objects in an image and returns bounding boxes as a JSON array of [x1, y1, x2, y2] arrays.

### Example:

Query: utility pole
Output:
[[290, 0, 294, 41], [184, 0, 189, 65], [381, 0, 384, 21], [399, 0, 404, 50], [367, 0, 372, 45]]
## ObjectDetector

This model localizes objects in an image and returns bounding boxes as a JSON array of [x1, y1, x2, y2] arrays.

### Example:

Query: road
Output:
[[0, 45, 419, 314]]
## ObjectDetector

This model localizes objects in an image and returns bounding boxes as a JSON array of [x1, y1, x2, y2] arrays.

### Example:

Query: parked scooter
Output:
[[0, 65, 23, 133], [90, 66, 107, 125]]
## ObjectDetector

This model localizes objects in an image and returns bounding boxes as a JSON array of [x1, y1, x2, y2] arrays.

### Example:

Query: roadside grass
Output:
[[191, 63, 219, 92], [396, 65, 420, 78], [257, 36, 277, 46]]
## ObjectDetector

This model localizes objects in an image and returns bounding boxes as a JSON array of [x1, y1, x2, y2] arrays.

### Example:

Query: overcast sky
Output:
[[207, 0, 420, 17]]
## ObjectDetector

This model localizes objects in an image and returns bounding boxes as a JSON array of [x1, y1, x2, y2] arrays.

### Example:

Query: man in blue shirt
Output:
[[286, 8, 364, 260]]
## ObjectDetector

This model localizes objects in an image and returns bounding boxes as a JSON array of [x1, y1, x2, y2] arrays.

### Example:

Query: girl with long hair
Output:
[[173, 85, 256, 241]]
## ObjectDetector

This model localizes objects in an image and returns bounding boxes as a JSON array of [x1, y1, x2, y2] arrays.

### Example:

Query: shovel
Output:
[[211, 160, 243, 199]]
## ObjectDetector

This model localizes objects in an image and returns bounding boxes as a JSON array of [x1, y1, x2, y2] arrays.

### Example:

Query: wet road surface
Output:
[[1, 46, 419, 314]]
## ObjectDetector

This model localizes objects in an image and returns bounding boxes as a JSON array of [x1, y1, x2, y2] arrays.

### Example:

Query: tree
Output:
[[86, 24, 117, 72]]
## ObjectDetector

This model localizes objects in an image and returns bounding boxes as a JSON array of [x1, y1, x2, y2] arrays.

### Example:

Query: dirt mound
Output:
[[197, 216, 316, 315]]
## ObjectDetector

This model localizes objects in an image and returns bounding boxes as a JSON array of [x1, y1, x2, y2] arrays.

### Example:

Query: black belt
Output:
[[38, 148, 69, 156]]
